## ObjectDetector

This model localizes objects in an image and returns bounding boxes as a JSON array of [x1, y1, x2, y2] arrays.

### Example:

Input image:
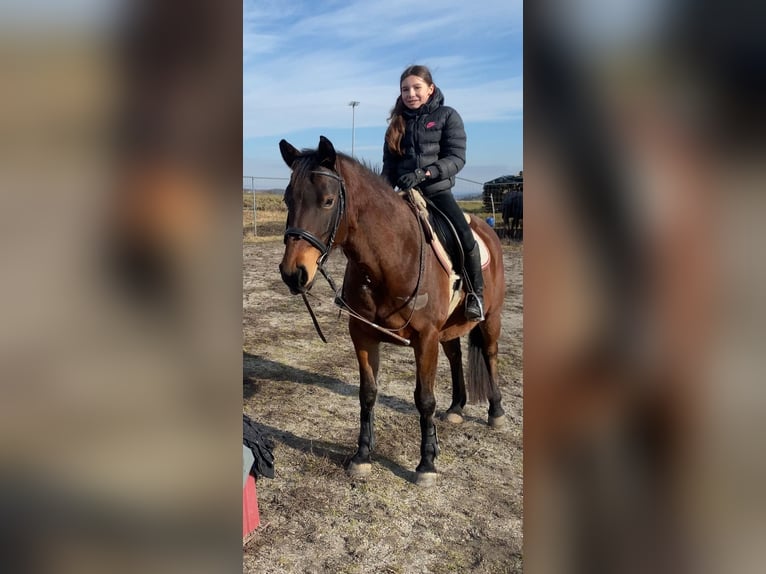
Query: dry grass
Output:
[[243, 193, 287, 242]]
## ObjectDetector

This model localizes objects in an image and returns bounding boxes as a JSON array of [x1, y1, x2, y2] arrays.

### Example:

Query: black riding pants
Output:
[[425, 190, 476, 251]]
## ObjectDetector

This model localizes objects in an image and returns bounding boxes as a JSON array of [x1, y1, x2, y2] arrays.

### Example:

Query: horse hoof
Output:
[[414, 472, 438, 487], [488, 415, 506, 428], [442, 412, 464, 424], [347, 461, 372, 478]]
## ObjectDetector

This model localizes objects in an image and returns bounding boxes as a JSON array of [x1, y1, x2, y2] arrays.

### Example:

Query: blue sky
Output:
[[243, 0, 522, 197]]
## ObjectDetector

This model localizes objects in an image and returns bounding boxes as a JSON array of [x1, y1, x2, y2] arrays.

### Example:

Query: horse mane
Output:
[[337, 154, 390, 187], [357, 158, 383, 177], [337, 155, 404, 213], [291, 147, 399, 209]]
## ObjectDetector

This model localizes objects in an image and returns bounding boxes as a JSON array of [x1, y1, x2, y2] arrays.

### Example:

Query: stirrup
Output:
[[465, 292, 485, 321]]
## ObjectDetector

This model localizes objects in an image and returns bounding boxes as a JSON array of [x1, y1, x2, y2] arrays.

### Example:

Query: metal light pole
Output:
[[348, 101, 360, 156]]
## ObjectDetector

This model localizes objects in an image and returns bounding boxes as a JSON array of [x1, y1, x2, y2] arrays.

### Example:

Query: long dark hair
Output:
[[385, 65, 435, 156]]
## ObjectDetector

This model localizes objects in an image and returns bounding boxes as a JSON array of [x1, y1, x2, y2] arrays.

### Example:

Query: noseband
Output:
[[284, 169, 346, 267]]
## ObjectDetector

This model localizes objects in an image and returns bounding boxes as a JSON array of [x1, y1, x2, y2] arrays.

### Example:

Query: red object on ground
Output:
[[243, 474, 260, 538]]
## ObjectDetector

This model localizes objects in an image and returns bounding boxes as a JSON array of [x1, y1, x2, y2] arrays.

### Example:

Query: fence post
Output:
[[251, 176, 257, 236]]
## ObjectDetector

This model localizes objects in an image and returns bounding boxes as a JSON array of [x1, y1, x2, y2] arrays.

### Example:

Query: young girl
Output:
[[382, 65, 484, 321]]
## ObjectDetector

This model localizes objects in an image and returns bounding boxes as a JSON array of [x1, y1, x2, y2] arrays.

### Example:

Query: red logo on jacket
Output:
[[426, 121, 436, 128]]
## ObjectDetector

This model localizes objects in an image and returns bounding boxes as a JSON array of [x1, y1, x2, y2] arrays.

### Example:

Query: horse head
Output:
[[278, 136, 345, 294]]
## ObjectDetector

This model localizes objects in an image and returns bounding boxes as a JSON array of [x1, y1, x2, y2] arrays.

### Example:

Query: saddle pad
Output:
[[432, 222, 490, 274], [439, 225, 490, 317], [403, 189, 491, 272], [402, 189, 491, 316], [465, 213, 491, 270]]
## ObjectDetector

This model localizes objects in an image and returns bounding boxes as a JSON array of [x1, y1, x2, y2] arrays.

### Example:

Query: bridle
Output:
[[284, 169, 346, 271], [283, 166, 423, 345], [283, 169, 346, 343]]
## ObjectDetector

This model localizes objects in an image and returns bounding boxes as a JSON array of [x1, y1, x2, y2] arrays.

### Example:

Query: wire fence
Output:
[[243, 176, 289, 236], [242, 174, 494, 235]]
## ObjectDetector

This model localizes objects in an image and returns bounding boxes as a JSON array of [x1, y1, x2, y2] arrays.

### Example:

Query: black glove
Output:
[[397, 168, 427, 190]]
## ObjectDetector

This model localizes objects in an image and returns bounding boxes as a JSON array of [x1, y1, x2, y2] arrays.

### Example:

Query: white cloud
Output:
[[243, 0, 523, 176], [243, 75, 522, 139]]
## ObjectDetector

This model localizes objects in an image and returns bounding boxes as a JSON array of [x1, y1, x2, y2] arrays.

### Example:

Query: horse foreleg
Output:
[[440, 338, 466, 424], [413, 330, 440, 486], [348, 325, 379, 477]]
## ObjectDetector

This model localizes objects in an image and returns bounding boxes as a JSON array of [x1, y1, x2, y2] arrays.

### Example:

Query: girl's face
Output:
[[400, 75, 435, 110]]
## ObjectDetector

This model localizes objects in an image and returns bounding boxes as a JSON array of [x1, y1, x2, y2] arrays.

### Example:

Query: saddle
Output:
[[401, 189, 490, 315]]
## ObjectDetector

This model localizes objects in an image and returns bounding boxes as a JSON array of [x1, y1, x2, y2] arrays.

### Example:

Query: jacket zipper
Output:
[[414, 115, 423, 170]]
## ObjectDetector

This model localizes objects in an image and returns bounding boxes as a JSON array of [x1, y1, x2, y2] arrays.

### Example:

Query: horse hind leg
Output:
[[440, 338, 466, 424], [347, 328, 380, 478], [483, 318, 507, 428], [467, 322, 506, 428]]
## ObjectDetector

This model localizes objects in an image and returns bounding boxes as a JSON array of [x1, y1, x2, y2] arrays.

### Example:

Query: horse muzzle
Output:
[[279, 262, 316, 295]]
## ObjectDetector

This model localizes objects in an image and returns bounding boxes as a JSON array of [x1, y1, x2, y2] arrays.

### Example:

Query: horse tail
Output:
[[466, 325, 492, 404]]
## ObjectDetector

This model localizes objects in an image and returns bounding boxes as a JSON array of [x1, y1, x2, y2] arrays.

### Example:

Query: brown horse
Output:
[[278, 136, 506, 486]]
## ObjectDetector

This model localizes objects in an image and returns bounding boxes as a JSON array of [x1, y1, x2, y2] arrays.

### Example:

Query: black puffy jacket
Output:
[[382, 87, 466, 196]]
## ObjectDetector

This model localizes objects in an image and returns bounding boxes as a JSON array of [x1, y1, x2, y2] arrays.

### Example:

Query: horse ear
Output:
[[279, 139, 300, 168], [317, 136, 336, 169]]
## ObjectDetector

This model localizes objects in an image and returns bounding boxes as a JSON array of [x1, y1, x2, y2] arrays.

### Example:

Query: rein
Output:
[[333, 217, 425, 346], [284, 169, 346, 344], [284, 168, 423, 346]]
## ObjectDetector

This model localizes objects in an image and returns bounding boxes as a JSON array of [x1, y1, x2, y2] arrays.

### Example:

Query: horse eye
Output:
[[322, 196, 335, 208]]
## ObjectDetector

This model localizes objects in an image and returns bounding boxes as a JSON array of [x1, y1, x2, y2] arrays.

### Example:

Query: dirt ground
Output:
[[243, 236, 523, 573]]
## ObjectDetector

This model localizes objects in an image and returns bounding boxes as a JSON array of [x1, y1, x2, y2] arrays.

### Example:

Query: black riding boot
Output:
[[463, 243, 485, 321]]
